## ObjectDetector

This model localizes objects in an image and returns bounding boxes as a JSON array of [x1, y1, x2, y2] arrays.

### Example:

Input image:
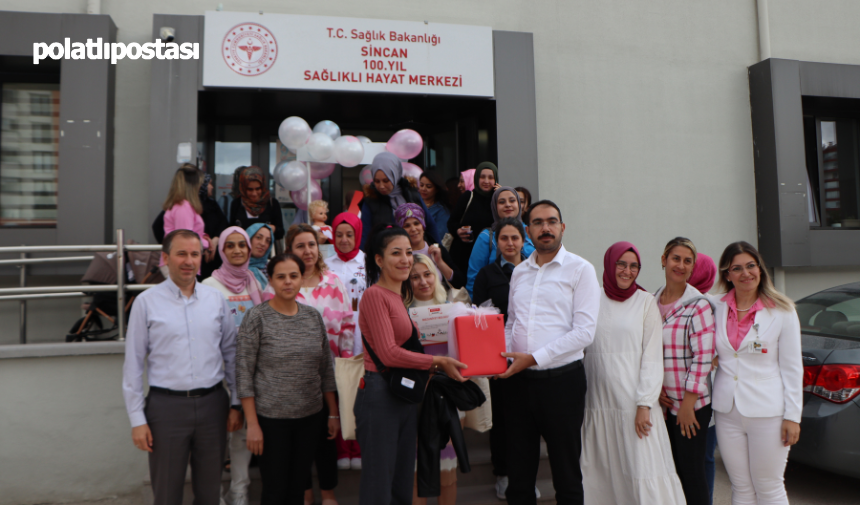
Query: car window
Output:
[[796, 289, 860, 340]]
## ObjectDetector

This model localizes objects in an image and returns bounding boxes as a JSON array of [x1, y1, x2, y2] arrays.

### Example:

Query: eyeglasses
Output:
[[616, 261, 640, 272], [728, 262, 759, 274]]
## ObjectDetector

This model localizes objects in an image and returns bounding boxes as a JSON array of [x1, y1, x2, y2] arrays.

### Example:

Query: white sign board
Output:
[[203, 11, 494, 97]]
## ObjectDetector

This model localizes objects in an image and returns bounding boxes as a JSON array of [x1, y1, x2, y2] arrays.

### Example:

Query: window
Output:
[[212, 125, 252, 218], [803, 97, 860, 229], [796, 287, 860, 339], [0, 84, 59, 227], [29, 94, 51, 116]]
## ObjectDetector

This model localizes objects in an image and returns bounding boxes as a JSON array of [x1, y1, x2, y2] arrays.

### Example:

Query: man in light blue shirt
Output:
[[123, 229, 243, 505]]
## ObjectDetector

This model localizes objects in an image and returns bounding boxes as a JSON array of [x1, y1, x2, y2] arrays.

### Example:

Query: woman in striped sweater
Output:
[[236, 253, 339, 505]]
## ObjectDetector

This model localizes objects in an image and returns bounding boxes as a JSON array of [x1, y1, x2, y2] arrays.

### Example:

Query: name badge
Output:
[[748, 340, 768, 354]]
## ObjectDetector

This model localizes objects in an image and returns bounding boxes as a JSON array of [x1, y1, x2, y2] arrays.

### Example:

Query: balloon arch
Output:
[[273, 116, 424, 211]]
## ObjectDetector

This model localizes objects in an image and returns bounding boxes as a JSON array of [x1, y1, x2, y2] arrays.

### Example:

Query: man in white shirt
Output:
[[499, 200, 601, 505], [123, 230, 243, 505]]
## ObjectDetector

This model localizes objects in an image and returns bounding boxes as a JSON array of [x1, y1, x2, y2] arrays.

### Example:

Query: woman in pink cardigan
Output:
[[286, 223, 354, 505], [159, 164, 210, 275]]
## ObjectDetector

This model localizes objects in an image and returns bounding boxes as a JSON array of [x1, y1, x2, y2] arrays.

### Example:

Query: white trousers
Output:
[[715, 404, 789, 505], [227, 427, 252, 498]]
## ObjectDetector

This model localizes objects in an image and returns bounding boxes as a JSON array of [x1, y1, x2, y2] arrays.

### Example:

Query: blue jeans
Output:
[[705, 424, 717, 505]]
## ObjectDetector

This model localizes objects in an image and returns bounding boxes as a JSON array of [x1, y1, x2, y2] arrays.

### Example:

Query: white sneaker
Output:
[[350, 457, 362, 470], [337, 458, 351, 470], [495, 476, 508, 500], [223, 493, 249, 505], [535, 486, 541, 499]]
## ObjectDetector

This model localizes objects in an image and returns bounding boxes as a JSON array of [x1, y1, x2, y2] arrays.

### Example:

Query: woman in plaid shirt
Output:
[[654, 237, 716, 505]]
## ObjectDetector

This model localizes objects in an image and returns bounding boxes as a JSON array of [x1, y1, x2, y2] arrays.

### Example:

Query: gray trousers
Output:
[[354, 372, 420, 505], [145, 387, 229, 505]]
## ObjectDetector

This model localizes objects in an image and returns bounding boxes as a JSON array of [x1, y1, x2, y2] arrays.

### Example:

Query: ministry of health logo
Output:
[[222, 23, 277, 76]]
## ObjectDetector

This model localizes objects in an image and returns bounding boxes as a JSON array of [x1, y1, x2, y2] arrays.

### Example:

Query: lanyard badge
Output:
[[747, 323, 767, 354]]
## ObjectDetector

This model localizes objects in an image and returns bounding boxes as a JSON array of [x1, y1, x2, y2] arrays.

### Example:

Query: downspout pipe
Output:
[[756, 0, 771, 60], [87, 0, 100, 15]]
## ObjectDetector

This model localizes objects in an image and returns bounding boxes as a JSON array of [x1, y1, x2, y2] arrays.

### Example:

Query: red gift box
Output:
[[452, 313, 507, 377]]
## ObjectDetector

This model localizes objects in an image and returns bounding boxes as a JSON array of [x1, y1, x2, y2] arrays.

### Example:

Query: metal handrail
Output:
[[0, 292, 87, 302], [0, 244, 160, 254], [2, 230, 162, 344], [0, 256, 94, 266], [0, 284, 157, 296]]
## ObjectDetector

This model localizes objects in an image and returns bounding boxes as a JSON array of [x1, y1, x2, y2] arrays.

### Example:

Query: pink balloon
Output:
[[309, 162, 336, 179], [290, 179, 322, 210], [386, 129, 423, 160], [401, 162, 423, 180], [359, 166, 373, 186]]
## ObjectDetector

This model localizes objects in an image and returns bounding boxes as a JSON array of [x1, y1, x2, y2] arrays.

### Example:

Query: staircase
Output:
[[142, 430, 556, 504]]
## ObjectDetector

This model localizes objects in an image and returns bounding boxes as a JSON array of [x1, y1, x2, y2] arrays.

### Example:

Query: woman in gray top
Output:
[[236, 253, 340, 505]]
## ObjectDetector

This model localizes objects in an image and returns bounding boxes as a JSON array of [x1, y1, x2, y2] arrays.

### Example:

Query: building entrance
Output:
[[197, 88, 497, 223]]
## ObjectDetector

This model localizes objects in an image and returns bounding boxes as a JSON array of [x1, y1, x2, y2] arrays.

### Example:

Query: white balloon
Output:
[[307, 132, 335, 161], [278, 117, 311, 150], [334, 135, 365, 168], [272, 160, 290, 188], [356, 135, 372, 144], [313, 120, 341, 141], [277, 160, 309, 192]]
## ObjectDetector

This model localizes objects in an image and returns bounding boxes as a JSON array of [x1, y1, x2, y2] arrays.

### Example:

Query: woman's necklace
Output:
[[302, 269, 319, 288], [736, 300, 757, 312]]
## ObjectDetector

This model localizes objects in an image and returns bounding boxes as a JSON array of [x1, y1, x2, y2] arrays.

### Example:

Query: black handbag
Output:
[[362, 311, 430, 404]]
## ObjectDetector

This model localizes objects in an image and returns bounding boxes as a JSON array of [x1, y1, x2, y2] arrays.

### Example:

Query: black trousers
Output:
[[355, 372, 420, 505], [489, 377, 509, 476], [666, 404, 713, 505], [258, 411, 322, 505], [503, 364, 587, 505], [305, 402, 338, 491], [145, 387, 229, 505]]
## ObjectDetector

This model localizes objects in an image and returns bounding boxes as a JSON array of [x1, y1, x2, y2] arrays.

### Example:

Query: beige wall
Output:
[[0, 352, 147, 504], [768, 0, 860, 66], [781, 267, 860, 302], [2, 2, 860, 502], [1, 0, 859, 290]]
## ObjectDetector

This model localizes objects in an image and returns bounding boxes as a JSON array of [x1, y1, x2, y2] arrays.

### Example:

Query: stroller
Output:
[[66, 247, 165, 342]]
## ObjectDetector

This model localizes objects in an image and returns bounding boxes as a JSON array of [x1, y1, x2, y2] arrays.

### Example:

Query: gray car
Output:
[[790, 282, 860, 478]]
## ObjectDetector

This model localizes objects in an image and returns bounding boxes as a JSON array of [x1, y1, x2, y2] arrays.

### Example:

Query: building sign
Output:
[[203, 11, 494, 97]]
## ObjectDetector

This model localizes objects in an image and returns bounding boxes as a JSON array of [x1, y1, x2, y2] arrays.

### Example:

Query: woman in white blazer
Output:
[[712, 241, 802, 505]]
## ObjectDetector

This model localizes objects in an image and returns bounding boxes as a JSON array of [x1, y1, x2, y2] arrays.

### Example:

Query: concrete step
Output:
[[142, 430, 556, 505], [310, 479, 556, 505]]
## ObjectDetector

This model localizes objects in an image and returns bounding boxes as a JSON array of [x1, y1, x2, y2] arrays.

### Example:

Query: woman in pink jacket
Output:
[[286, 223, 354, 505], [159, 164, 209, 276]]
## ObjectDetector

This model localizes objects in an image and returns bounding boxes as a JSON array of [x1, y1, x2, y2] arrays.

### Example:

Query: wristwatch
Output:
[[230, 405, 243, 412]]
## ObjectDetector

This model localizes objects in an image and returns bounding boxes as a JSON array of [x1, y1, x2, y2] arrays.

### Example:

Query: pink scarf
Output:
[[211, 226, 262, 305], [688, 253, 717, 294], [461, 169, 476, 192]]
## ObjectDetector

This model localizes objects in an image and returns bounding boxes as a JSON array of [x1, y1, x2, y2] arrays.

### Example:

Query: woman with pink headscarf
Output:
[[581, 241, 685, 505], [688, 253, 717, 294], [686, 252, 719, 504], [457, 168, 476, 193], [446, 163, 498, 274], [201, 226, 265, 505]]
